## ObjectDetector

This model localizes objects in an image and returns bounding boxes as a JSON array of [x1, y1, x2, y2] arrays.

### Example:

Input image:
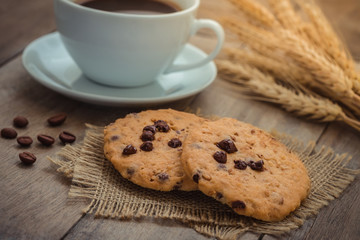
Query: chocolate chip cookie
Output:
[[104, 109, 206, 191], [181, 118, 310, 221]]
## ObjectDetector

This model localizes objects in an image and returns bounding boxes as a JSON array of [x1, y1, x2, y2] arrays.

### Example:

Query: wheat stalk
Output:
[[222, 19, 360, 110], [223, 0, 360, 129], [216, 60, 360, 130], [267, 0, 302, 33], [224, 17, 360, 113], [222, 18, 281, 58], [299, 1, 350, 62], [227, 0, 360, 96], [224, 47, 314, 94], [228, 0, 279, 28], [279, 30, 360, 113], [298, 1, 360, 95]]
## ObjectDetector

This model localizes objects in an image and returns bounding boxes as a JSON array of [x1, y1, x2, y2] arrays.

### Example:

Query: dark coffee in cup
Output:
[[55, 0, 224, 87], [76, 0, 181, 14]]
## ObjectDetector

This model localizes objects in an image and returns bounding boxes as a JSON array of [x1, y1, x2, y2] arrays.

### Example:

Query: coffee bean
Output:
[[168, 138, 182, 148], [248, 160, 264, 171], [232, 200, 246, 209], [234, 160, 247, 170], [17, 136, 33, 147], [13, 116, 29, 128], [140, 141, 153, 151], [213, 151, 227, 163], [192, 173, 200, 183], [154, 120, 170, 132], [19, 152, 37, 164], [1, 128, 17, 139], [59, 131, 76, 144], [37, 134, 55, 146], [47, 113, 67, 126], [158, 172, 169, 181], [143, 125, 156, 134], [216, 139, 238, 153], [140, 131, 155, 141], [123, 144, 137, 155]]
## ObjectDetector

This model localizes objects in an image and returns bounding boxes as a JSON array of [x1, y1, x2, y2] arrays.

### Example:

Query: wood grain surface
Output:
[[0, 0, 359, 240]]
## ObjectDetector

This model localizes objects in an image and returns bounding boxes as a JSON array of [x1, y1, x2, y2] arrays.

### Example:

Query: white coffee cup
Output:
[[53, 0, 224, 87]]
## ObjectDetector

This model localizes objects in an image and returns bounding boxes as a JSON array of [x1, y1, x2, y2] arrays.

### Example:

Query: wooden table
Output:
[[1, 0, 359, 239]]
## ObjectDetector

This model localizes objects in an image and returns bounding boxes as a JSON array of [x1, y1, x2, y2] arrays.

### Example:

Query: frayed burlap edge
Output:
[[48, 124, 359, 240]]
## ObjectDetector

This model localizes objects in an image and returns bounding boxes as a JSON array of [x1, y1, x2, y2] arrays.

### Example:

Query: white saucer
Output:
[[22, 32, 217, 106]]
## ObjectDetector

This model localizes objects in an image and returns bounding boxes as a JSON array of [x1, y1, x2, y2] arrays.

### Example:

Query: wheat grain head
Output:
[[228, 0, 279, 28], [217, 60, 360, 130], [267, 0, 303, 34]]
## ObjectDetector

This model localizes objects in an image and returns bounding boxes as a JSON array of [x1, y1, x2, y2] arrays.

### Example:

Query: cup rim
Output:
[[58, 0, 200, 18]]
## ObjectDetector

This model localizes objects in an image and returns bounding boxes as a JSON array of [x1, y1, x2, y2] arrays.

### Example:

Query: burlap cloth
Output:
[[49, 124, 359, 239]]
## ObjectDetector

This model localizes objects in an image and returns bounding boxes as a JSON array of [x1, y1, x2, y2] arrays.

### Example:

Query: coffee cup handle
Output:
[[164, 19, 224, 74]]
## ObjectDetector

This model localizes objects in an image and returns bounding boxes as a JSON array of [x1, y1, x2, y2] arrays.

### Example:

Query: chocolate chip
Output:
[[123, 145, 137, 155], [232, 200, 246, 209], [37, 134, 55, 146], [19, 152, 36, 165], [158, 172, 169, 181], [173, 182, 182, 190], [168, 138, 182, 148], [17, 136, 33, 147], [213, 151, 227, 163], [216, 139, 238, 153], [59, 131, 76, 144], [218, 164, 227, 170], [127, 167, 135, 176], [143, 125, 156, 134], [140, 141, 153, 151], [215, 192, 223, 200], [13, 116, 29, 128], [154, 120, 170, 132], [47, 113, 67, 126], [192, 173, 200, 183], [248, 160, 264, 171], [234, 160, 247, 170], [111, 135, 119, 141], [141, 131, 155, 141], [1, 128, 17, 139], [251, 129, 255, 134]]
